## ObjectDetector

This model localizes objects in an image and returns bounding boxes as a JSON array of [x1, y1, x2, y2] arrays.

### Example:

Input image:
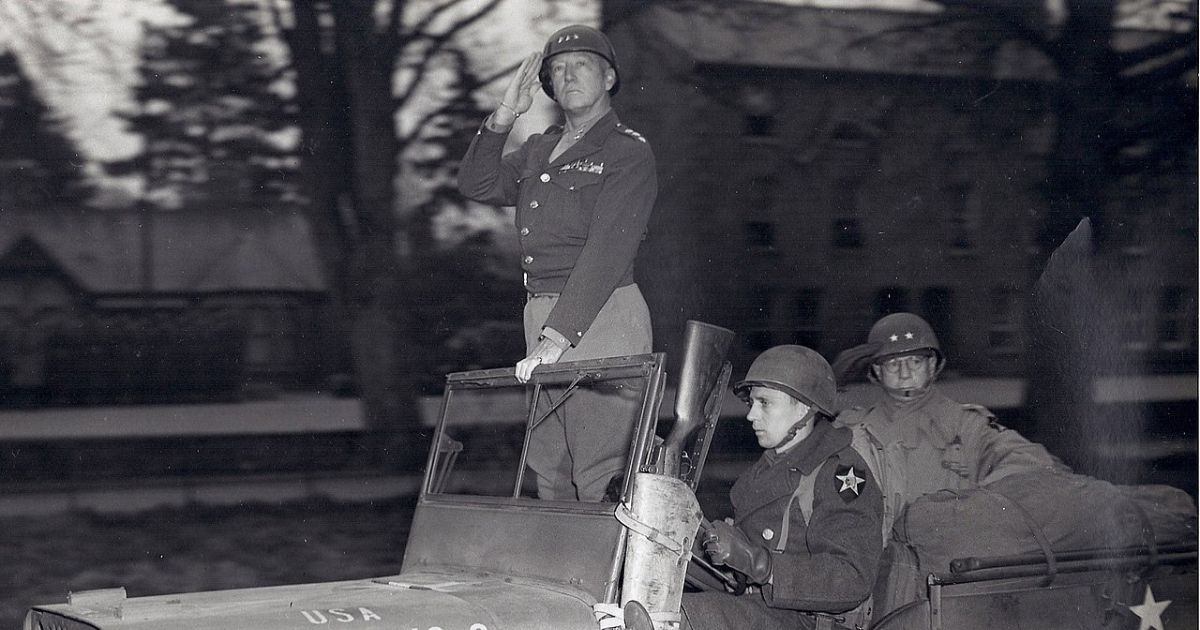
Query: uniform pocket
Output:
[[548, 171, 603, 236]]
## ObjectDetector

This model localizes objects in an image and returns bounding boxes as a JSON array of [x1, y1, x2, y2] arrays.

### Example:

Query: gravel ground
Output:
[[2, 497, 415, 629]]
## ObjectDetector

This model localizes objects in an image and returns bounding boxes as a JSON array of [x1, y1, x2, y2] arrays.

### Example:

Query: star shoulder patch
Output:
[[834, 464, 866, 502], [1129, 585, 1171, 630]]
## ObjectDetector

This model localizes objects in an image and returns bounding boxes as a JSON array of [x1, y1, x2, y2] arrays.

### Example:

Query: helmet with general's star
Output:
[[867, 312, 943, 364], [733, 345, 837, 416], [538, 25, 621, 100]]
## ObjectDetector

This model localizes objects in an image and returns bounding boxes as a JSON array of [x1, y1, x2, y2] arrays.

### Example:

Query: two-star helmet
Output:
[[538, 25, 621, 100], [867, 312, 944, 367]]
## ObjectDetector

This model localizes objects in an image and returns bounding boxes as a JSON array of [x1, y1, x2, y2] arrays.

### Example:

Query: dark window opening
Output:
[[744, 330, 773, 353], [921, 287, 955, 358], [1157, 285, 1193, 349], [789, 330, 822, 348], [792, 289, 823, 351], [794, 289, 821, 323], [833, 218, 864, 248], [875, 287, 909, 317], [744, 221, 775, 249], [746, 286, 775, 326], [745, 114, 775, 137]]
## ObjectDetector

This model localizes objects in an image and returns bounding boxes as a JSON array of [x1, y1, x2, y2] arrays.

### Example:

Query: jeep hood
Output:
[[27, 571, 600, 630]]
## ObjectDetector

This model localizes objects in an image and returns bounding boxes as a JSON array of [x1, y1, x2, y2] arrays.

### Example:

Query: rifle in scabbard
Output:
[[655, 320, 735, 488]]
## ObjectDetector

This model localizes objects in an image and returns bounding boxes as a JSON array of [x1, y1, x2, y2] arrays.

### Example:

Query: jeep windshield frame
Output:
[[403, 354, 666, 603], [420, 352, 667, 505]]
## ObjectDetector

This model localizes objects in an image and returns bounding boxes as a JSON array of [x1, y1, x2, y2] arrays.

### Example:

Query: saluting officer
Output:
[[457, 25, 656, 501], [683, 346, 884, 630]]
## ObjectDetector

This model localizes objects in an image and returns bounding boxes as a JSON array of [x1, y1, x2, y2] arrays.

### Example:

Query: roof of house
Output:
[[0, 209, 327, 294]]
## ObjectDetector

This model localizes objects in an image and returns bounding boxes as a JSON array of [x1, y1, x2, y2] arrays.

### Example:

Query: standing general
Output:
[[457, 25, 656, 501]]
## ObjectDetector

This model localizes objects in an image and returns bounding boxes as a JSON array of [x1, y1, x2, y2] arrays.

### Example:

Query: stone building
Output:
[[606, 3, 1197, 377]]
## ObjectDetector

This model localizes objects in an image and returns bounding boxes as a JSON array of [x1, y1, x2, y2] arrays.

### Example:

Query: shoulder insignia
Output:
[[834, 464, 867, 502], [616, 124, 647, 143], [961, 403, 996, 419], [832, 407, 869, 426], [962, 403, 1007, 432]]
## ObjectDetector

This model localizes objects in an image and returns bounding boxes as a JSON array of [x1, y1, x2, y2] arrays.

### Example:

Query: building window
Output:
[[1119, 288, 1153, 351], [832, 176, 864, 248], [789, 289, 822, 348], [921, 287, 955, 357], [748, 174, 778, 211], [833, 219, 864, 248], [1116, 198, 1151, 256], [1157, 286, 1194, 350], [875, 287, 909, 317], [744, 114, 776, 137], [743, 286, 823, 353], [988, 288, 1021, 352], [739, 85, 778, 138], [744, 221, 775, 250], [945, 183, 981, 251], [245, 305, 299, 370], [743, 285, 777, 353]]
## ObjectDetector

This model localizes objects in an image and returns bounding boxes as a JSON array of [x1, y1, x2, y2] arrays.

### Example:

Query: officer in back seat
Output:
[[832, 312, 1065, 519], [681, 346, 884, 630]]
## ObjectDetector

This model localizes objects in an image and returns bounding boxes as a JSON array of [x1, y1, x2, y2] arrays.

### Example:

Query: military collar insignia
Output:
[[559, 158, 604, 175], [835, 464, 866, 502]]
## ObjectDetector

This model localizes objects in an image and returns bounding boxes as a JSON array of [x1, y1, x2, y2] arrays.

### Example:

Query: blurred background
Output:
[[0, 0, 1195, 624]]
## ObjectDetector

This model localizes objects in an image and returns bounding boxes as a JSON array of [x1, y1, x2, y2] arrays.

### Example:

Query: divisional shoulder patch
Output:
[[834, 464, 866, 502], [616, 124, 647, 143], [962, 403, 1005, 432]]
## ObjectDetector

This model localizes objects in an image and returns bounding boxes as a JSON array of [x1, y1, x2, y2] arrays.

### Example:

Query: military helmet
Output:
[[867, 312, 943, 364], [733, 345, 837, 416], [538, 25, 620, 99]]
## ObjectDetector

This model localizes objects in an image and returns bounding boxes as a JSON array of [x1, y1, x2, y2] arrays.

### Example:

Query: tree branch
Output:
[[1118, 50, 1196, 90], [479, 60, 522, 87], [393, 0, 504, 113], [1114, 31, 1197, 73], [403, 0, 464, 40]]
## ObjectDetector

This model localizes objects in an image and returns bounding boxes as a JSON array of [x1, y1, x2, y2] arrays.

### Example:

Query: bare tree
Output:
[[264, 0, 505, 463]]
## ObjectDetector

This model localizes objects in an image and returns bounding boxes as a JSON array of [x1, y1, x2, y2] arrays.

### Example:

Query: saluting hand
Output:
[[493, 52, 542, 127]]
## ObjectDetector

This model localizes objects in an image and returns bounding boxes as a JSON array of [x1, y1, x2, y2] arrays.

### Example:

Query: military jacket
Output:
[[835, 386, 1063, 520], [457, 109, 656, 345], [730, 420, 884, 614]]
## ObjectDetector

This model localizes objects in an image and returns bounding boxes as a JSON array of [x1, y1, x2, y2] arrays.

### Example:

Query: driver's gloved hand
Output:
[[701, 519, 772, 584]]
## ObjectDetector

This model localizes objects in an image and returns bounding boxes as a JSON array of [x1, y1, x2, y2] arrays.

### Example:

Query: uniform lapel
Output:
[[548, 110, 618, 168], [527, 130, 560, 172]]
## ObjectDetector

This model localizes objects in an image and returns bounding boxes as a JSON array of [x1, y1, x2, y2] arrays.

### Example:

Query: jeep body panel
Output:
[[28, 571, 597, 630]]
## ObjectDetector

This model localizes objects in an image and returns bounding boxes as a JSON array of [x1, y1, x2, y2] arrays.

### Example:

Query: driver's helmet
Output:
[[733, 345, 836, 416], [538, 24, 620, 99]]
